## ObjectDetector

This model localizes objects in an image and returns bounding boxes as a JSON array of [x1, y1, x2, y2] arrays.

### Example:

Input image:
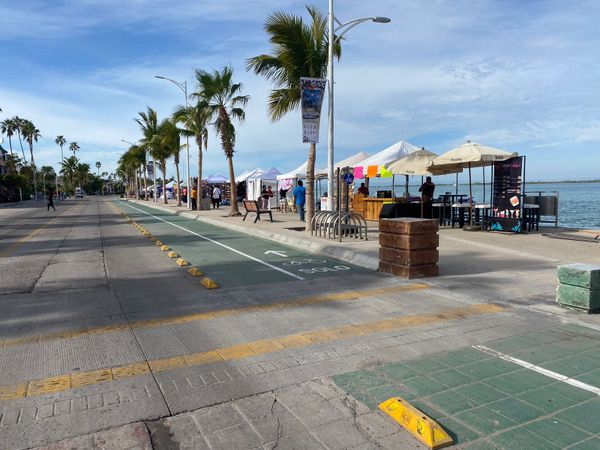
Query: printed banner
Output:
[[491, 156, 524, 233], [301, 77, 327, 143]]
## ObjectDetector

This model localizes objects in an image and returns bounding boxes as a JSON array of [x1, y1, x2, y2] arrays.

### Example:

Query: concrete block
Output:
[[557, 264, 600, 290], [379, 233, 439, 250], [379, 261, 438, 279], [379, 218, 439, 235], [379, 247, 438, 266], [557, 284, 600, 313]]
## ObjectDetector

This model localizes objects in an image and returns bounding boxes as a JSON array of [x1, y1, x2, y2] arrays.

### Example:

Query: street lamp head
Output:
[[154, 75, 167, 80], [372, 17, 391, 23]]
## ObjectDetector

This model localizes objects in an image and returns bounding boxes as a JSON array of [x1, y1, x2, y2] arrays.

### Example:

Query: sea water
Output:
[[356, 180, 600, 230]]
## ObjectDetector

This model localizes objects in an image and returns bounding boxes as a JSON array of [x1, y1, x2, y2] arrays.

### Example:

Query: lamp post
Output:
[[326, 2, 390, 211], [155, 75, 191, 209]]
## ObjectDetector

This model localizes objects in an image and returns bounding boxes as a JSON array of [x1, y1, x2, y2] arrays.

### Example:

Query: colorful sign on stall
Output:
[[300, 77, 326, 143], [491, 156, 524, 233]]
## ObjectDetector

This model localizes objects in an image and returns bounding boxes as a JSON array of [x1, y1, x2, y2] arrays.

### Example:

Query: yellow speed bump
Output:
[[176, 258, 189, 266], [160, 245, 170, 251], [188, 267, 204, 277], [200, 277, 219, 289], [155, 240, 163, 247], [379, 397, 452, 450], [167, 251, 179, 258]]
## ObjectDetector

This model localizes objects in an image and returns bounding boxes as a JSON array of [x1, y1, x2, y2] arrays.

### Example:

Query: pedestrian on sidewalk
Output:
[[293, 180, 306, 222], [261, 185, 269, 209], [191, 185, 197, 210], [211, 185, 221, 209], [47, 191, 56, 211]]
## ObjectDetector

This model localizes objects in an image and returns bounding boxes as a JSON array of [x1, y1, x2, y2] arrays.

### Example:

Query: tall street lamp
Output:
[[327, 1, 390, 211], [155, 75, 191, 209]]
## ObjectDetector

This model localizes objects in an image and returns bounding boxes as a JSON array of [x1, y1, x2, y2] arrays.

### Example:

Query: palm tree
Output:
[[247, 6, 341, 229], [55, 135, 67, 162], [11, 116, 27, 162], [194, 67, 249, 216], [150, 119, 178, 205], [75, 163, 91, 189], [60, 156, 79, 193], [21, 119, 41, 197], [135, 107, 159, 201], [1, 118, 15, 156], [173, 102, 209, 209], [69, 141, 80, 156], [95, 161, 101, 175]]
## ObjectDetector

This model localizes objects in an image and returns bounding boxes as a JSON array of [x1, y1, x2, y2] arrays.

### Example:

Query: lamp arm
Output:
[[334, 17, 375, 43]]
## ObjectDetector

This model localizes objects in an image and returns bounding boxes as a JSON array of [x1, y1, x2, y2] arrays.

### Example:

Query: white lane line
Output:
[[473, 345, 600, 396], [118, 201, 305, 281]]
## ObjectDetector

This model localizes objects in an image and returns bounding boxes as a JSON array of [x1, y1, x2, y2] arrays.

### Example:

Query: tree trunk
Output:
[[161, 161, 168, 204], [8, 136, 13, 156], [29, 143, 37, 199], [305, 143, 316, 231], [143, 164, 148, 200], [227, 156, 240, 216], [18, 132, 26, 163], [175, 161, 181, 207], [197, 136, 203, 210]]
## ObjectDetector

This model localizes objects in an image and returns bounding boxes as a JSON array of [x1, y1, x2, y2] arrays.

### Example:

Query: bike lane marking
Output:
[[118, 201, 304, 281]]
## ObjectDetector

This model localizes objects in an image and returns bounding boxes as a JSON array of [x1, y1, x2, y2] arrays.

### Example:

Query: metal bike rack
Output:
[[311, 210, 368, 242]]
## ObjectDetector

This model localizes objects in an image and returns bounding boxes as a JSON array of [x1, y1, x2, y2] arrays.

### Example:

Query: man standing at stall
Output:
[[293, 180, 306, 222]]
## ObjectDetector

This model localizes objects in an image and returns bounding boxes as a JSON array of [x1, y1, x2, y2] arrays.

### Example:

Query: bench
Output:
[[242, 200, 273, 223]]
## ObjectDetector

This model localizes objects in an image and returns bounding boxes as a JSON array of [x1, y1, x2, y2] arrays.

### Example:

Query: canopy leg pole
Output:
[[469, 162, 474, 226], [483, 166, 486, 203], [405, 175, 409, 197], [455, 172, 459, 195], [392, 175, 395, 199]]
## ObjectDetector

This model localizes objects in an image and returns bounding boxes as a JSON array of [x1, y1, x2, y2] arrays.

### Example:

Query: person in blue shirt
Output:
[[292, 180, 306, 222]]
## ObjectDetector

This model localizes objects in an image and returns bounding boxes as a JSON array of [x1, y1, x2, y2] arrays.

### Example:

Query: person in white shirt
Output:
[[211, 186, 221, 209]]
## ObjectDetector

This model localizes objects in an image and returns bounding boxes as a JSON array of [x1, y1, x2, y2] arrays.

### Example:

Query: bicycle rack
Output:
[[311, 211, 368, 242]]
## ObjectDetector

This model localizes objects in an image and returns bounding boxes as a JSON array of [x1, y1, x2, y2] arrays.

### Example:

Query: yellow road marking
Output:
[[0, 284, 429, 349], [0, 303, 505, 400], [0, 204, 77, 258]]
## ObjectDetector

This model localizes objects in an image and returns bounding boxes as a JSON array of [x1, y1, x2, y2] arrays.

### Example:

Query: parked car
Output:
[[75, 187, 84, 198]]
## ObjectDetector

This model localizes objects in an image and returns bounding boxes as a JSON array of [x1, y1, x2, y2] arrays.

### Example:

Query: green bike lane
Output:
[[333, 323, 600, 449], [115, 200, 369, 288]]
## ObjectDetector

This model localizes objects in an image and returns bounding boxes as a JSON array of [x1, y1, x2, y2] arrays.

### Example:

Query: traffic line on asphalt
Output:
[[0, 303, 505, 401], [0, 284, 428, 348], [473, 345, 600, 395], [117, 201, 305, 281]]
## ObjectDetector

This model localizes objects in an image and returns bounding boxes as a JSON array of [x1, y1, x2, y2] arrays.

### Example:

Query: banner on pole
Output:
[[300, 77, 326, 143]]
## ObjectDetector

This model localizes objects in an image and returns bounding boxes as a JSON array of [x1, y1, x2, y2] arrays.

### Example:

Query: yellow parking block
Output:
[[188, 267, 204, 277], [176, 258, 189, 266], [167, 251, 179, 258], [161, 245, 170, 251], [149, 236, 158, 242], [379, 397, 453, 450], [200, 277, 219, 289], [155, 240, 163, 247]]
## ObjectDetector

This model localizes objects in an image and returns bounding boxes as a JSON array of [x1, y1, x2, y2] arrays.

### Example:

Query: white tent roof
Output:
[[277, 161, 308, 180], [237, 169, 261, 183], [355, 140, 420, 170], [316, 151, 370, 177], [206, 173, 229, 183]]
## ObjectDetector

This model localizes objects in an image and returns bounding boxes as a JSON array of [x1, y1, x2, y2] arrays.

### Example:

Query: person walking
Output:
[[47, 191, 55, 212], [260, 185, 269, 209], [212, 185, 221, 209], [293, 180, 306, 222]]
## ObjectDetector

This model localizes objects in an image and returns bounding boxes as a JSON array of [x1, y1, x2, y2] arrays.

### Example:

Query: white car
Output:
[[75, 187, 84, 198]]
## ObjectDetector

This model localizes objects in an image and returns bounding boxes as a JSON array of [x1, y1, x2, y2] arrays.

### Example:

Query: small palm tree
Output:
[[151, 119, 178, 205], [247, 6, 341, 228], [1, 118, 15, 156], [173, 102, 210, 209], [21, 119, 41, 197], [95, 161, 101, 175], [194, 67, 249, 216], [69, 141, 80, 156], [60, 156, 79, 193], [136, 108, 159, 201], [55, 135, 67, 162]]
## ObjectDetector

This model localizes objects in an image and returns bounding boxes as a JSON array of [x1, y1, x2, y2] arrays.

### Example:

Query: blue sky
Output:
[[1, 0, 599, 182]]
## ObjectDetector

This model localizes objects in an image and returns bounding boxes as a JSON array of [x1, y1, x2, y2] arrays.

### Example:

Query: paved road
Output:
[[0, 197, 598, 449]]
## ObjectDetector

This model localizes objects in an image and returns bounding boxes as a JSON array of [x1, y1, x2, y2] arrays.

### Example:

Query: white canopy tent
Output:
[[354, 140, 420, 177], [316, 151, 370, 178], [277, 161, 308, 191], [237, 168, 264, 183], [247, 167, 281, 207]]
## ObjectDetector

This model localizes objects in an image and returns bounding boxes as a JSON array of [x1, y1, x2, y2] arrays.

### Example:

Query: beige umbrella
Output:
[[430, 142, 518, 229], [386, 148, 463, 176]]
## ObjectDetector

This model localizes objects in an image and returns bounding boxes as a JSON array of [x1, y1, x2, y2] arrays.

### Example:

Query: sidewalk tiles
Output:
[[332, 324, 600, 449]]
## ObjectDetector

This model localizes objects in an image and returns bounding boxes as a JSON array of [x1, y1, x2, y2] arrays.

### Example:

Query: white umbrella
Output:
[[431, 141, 518, 229]]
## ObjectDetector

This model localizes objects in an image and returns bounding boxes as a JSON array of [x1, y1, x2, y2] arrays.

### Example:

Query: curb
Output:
[[125, 200, 379, 271]]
